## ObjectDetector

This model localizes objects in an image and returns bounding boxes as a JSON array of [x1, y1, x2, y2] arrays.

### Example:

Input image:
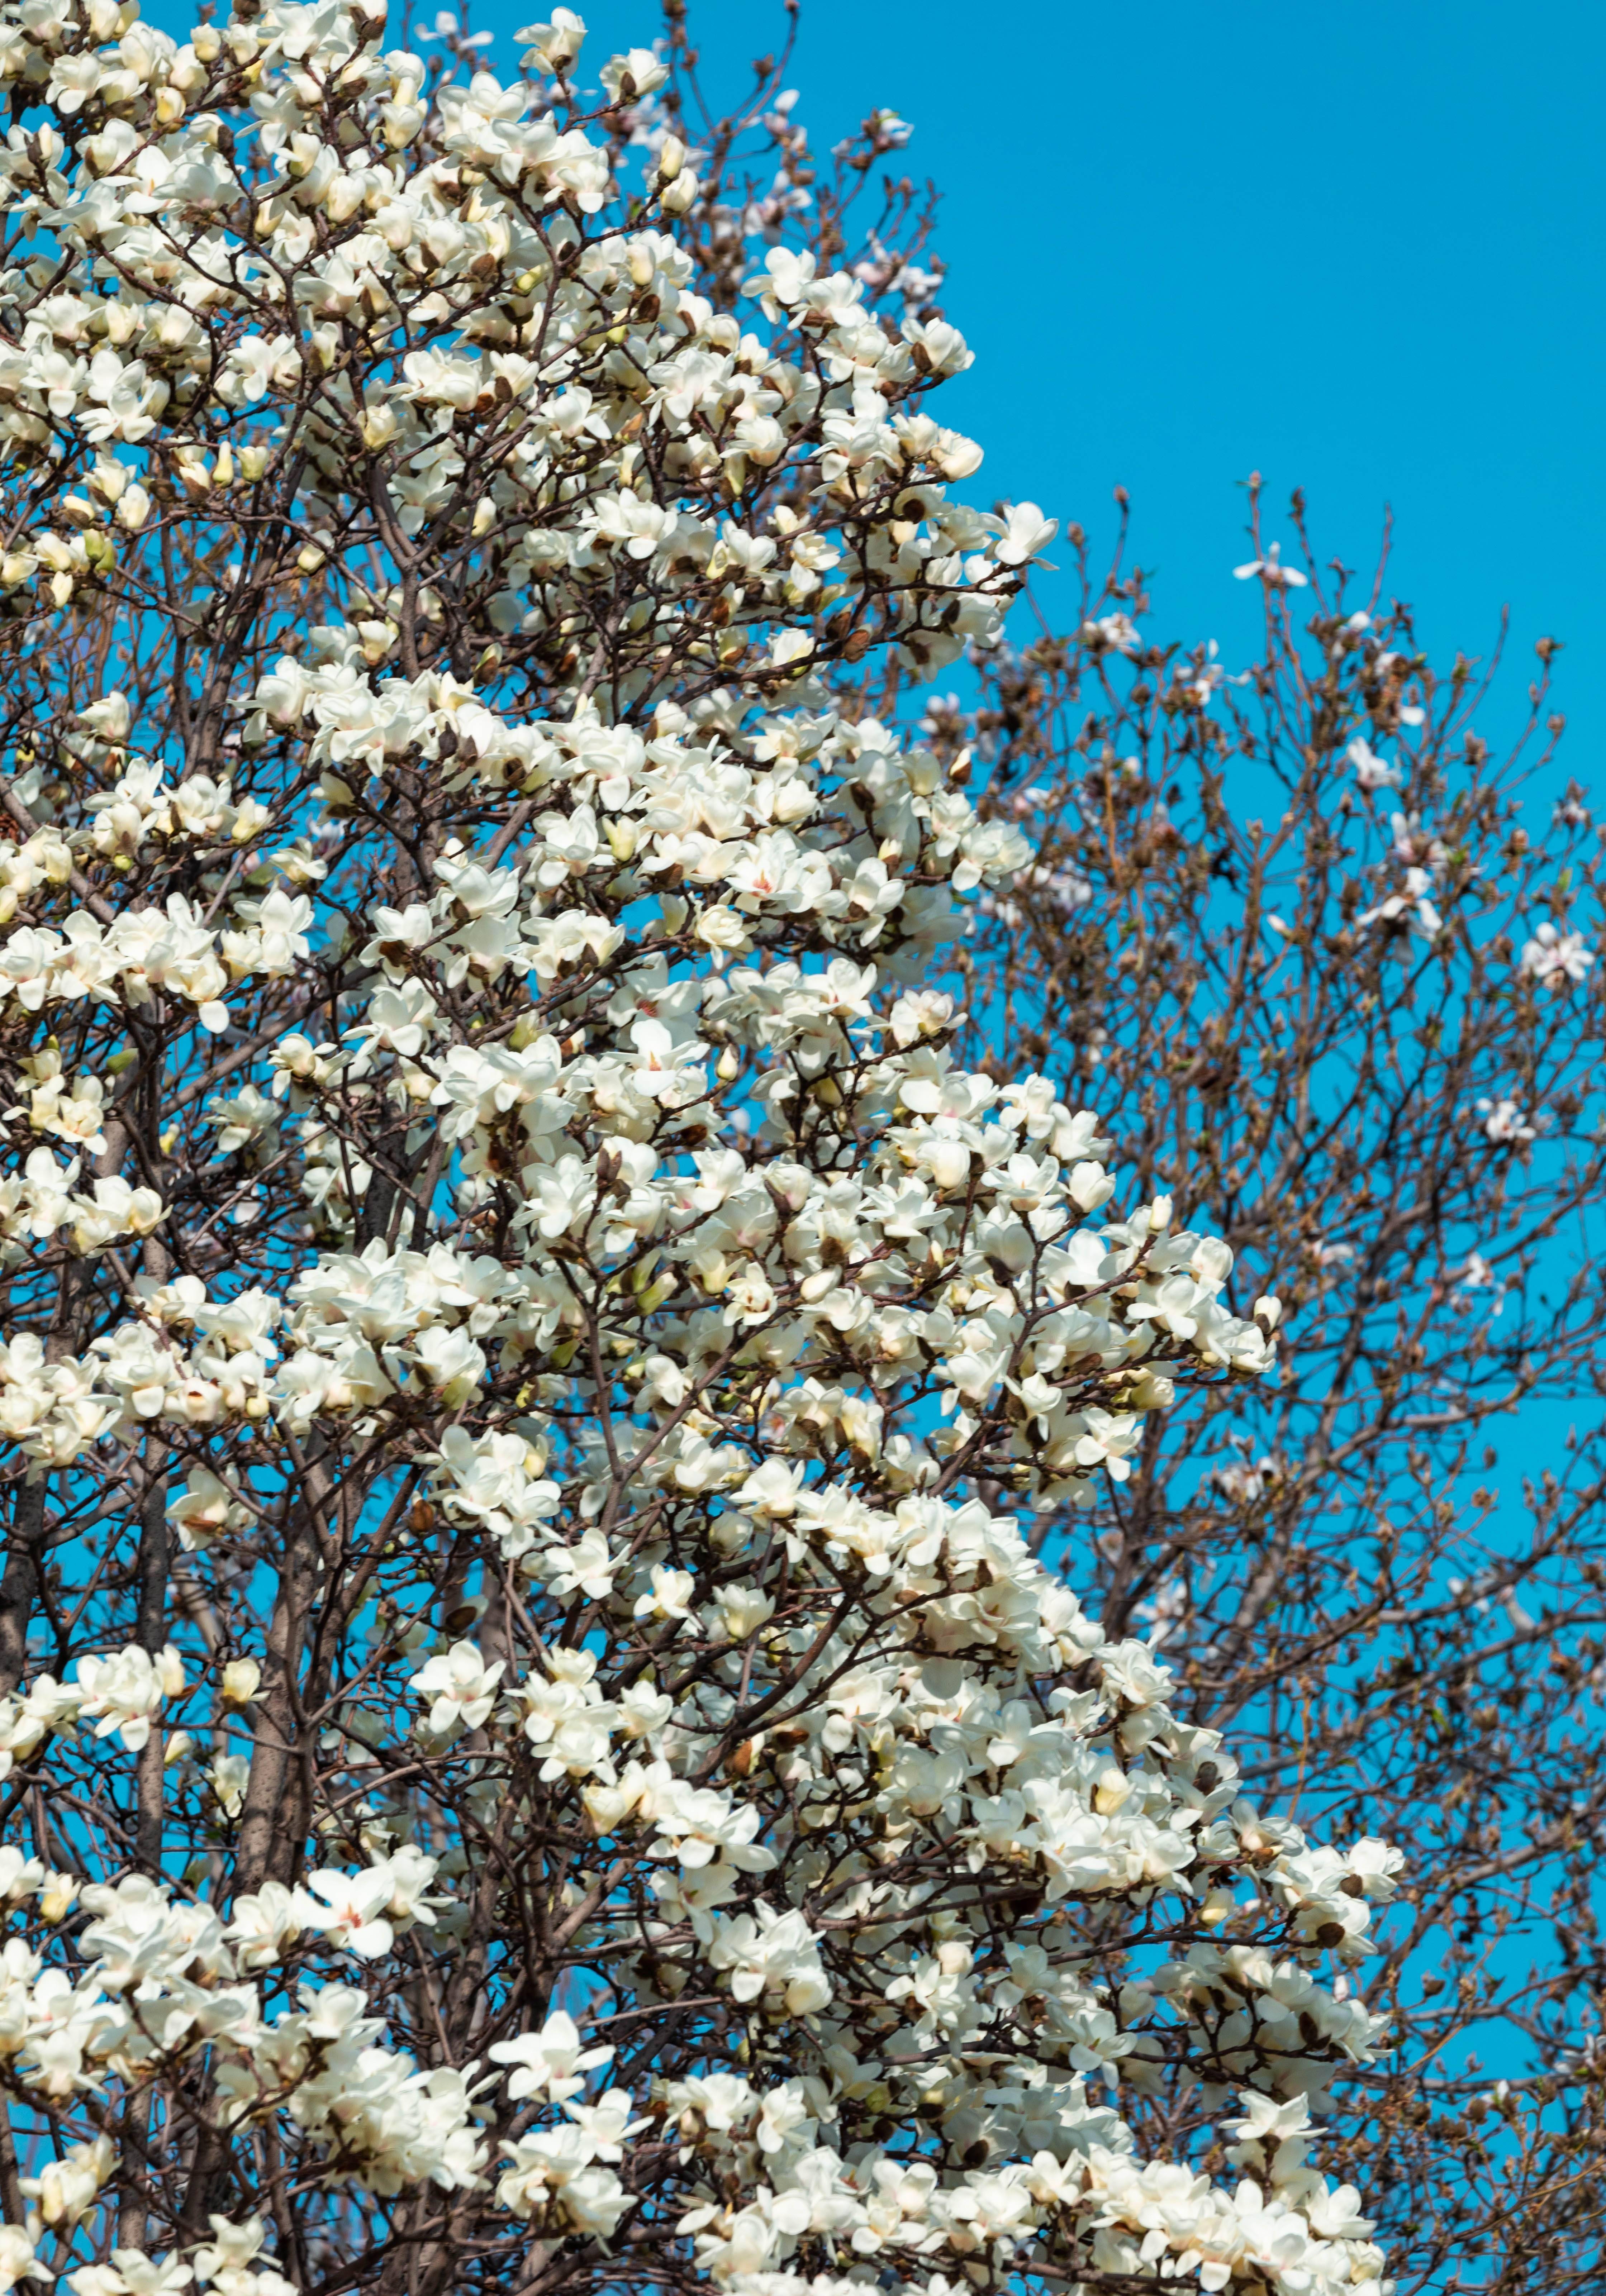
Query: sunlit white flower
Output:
[[1521, 919, 1595, 986], [1234, 540, 1308, 588]]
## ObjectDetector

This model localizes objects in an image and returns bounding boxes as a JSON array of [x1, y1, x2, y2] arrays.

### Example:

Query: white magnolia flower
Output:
[[408, 1640, 506, 1735], [1477, 1097, 1536, 1144], [489, 2009, 614, 2102], [1347, 736, 1403, 790], [1234, 540, 1309, 588], [73, 1645, 184, 1752], [1521, 919, 1595, 986]]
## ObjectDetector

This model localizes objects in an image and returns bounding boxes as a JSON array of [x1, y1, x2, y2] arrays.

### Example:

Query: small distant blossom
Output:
[[1212, 1453, 1280, 1505], [1309, 1238, 1356, 1270], [1357, 867, 1441, 939], [1456, 1253, 1507, 1316], [1387, 811, 1447, 873], [1521, 920, 1595, 986], [1348, 737, 1403, 791], [415, 9, 491, 45], [1080, 613, 1140, 654], [1477, 1098, 1536, 1145], [1372, 649, 1428, 725], [1234, 541, 1308, 588], [1170, 638, 1241, 707]]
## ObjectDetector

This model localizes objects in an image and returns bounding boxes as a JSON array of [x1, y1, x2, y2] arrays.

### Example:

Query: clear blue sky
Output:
[[527, 0, 1605, 759]]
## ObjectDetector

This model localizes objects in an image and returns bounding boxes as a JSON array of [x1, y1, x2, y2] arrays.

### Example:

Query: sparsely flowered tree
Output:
[[946, 489, 1606, 2293], [0, 8, 1402, 2296]]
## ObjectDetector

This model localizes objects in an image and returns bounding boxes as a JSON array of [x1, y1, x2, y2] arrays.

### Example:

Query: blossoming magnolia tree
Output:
[[0, 5, 1401, 2296]]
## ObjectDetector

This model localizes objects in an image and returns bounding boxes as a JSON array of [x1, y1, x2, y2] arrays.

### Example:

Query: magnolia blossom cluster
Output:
[[5, 1047, 1277, 1505], [0, 5, 1397, 2296], [0, 1613, 1398, 2296], [0, 1859, 482, 2186]]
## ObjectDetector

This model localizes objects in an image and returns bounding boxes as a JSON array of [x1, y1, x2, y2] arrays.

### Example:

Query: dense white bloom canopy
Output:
[[0, 6, 1399, 2296]]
